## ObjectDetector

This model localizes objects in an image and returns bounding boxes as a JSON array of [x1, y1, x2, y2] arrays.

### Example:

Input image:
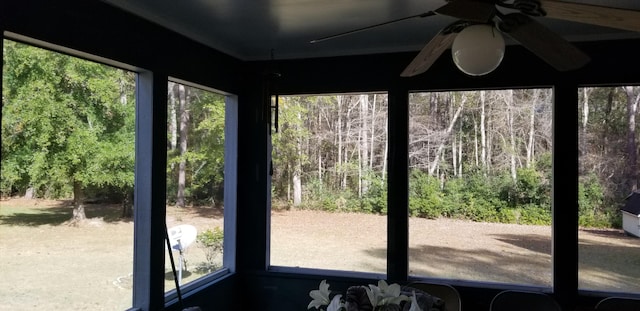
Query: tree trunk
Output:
[[458, 130, 463, 177], [526, 90, 537, 168], [452, 134, 457, 176], [602, 89, 614, 154], [506, 90, 517, 182], [480, 90, 487, 175], [168, 82, 178, 151], [429, 94, 465, 176], [382, 114, 388, 181], [624, 86, 639, 191], [72, 180, 86, 221], [177, 84, 189, 208], [318, 108, 323, 184], [24, 187, 35, 199], [473, 118, 479, 167], [293, 111, 303, 206], [579, 88, 590, 174], [121, 190, 133, 218], [370, 94, 376, 170], [359, 94, 370, 197], [342, 97, 354, 190], [293, 172, 301, 206], [337, 95, 344, 190]]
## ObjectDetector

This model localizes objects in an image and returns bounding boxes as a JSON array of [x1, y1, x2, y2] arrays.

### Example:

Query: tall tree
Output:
[[428, 93, 465, 176], [623, 86, 639, 192], [2, 40, 135, 221], [176, 84, 190, 207]]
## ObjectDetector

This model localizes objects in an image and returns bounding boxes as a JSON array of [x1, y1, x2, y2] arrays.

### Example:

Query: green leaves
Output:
[[2, 39, 135, 199]]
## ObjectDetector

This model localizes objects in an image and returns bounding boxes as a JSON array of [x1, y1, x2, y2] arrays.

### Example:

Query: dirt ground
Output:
[[1, 199, 640, 310]]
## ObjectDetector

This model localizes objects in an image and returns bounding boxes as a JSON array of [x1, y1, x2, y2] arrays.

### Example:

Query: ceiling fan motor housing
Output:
[[451, 24, 505, 76]]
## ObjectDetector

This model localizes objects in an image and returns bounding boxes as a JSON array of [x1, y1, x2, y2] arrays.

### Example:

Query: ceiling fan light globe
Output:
[[451, 24, 505, 76]]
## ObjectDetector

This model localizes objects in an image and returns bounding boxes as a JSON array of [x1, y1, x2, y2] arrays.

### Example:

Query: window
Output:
[[269, 94, 388, 274], [1, 38, 136, 309], [408, 89, 553, 287], [164, 79, 237, 293], [577, 86, 640, 294]]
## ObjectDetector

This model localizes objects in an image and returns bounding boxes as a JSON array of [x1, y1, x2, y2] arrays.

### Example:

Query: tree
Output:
[[271, 96, 308, 206], [623, 86, 639, 192], [176, 84, 190, 208], [2, 40, 135, 221], [166, 82, 226, 206]]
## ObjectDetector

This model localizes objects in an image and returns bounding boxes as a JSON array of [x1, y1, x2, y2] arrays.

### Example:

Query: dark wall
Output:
[[260, 39, 640, 95], [0, 0, 243, 93]]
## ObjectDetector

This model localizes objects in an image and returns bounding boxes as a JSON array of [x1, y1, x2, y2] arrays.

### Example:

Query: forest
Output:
[[2, 39, 640, 228], [272, 88, 640, 227]]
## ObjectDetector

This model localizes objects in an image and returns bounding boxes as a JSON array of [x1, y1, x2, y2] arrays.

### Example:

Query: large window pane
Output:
[[1, 39, 135, 309], [408, 89, 553, 287], [577, 86, 640, 294], [164, 81, 231, 292], [269, 94, 388, 274]]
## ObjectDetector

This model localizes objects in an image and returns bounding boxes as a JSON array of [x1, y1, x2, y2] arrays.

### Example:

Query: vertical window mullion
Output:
[[133, 71, 168, 310], [223, 95, 239, 273], [552, 83, 579, 309], [387, 86, 409, 282]]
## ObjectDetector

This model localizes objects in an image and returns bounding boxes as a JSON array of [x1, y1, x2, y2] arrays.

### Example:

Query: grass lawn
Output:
[[1, 198, 639, 310]]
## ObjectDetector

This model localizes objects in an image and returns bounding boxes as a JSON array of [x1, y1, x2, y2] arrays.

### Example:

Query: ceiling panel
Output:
[[101, 0, 640, 61]]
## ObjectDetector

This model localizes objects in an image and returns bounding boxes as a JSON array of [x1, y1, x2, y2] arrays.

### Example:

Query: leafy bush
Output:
[[359, 172, 387, 214], [514, 167, 543, 205], [409, 170, 443, 218], [517, 204, 552, 225], [196, 227, 224, 272], [578, 173, 606, 227]]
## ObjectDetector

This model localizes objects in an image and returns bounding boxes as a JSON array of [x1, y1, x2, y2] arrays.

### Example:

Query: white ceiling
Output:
[[101, 0, 640, 61]]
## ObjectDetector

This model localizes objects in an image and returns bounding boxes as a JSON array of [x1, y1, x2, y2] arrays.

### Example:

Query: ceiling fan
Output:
[[310, 0, 640, 77]]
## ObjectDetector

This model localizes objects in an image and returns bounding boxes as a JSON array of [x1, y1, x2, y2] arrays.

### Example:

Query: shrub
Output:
[[409, 170, 443, 218], [578, 173, 607, 227], [360, 174, 387, 214], [196, 227, 224, 272], [517, 204, 552, 225]]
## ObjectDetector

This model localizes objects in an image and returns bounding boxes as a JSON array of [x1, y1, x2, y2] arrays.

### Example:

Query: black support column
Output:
[[387, 85, 410, 282], [552, 83, 579, 310]]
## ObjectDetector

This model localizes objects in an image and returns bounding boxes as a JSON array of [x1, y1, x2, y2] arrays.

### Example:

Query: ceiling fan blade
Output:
[[499, 13, 590, 71], [540, 0, 640, 33], [434, 0, 496, 22], [400, 28, 458, 77], [310, 11, 436, 44]]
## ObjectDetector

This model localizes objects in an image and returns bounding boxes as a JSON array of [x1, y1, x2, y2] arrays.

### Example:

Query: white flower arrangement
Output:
[[308, 279, 423, 311]]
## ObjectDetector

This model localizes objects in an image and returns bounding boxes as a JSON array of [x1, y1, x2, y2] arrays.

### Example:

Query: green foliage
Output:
[[2, 40, 135, 200], [441, 172, 512, 222], [196, 227, 224, 271], [359, 172, 387, 214], [513, 167, 544, 205], [516, 204, 552, 225], [578, 174, 609, 227], [165, 83, 226, 206], [408, 170, 443, 218]]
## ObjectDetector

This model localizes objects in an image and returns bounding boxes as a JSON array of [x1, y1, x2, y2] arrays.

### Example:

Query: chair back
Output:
[[490, 290, 561, 311], [595, 296, 640, 311], [405, 282, 462, 311]]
